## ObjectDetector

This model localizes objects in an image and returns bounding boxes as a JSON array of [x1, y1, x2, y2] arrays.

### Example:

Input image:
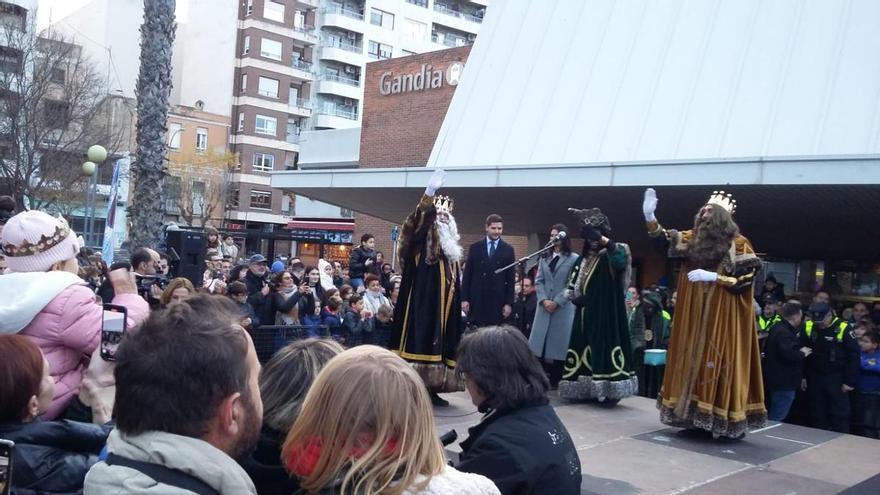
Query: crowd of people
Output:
[[1, 180, 879, 494], [0, 206, 581, 494]]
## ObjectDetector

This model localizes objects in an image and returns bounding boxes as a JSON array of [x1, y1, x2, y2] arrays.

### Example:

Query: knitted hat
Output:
[[0, 210, 83, 273], [271, 260, 285, 273]]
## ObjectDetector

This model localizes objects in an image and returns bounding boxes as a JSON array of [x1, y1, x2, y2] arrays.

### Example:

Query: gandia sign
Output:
[[378, 62, 464, 96]]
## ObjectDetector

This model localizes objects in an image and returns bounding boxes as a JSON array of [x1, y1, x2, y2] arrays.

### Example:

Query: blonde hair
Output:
[[260, 338, 344, 432], [282, 346, 445, 495], [160, 277, 196, 306]]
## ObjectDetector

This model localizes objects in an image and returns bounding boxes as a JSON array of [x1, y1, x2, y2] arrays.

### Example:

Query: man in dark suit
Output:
[[462, 214, 516, 327]]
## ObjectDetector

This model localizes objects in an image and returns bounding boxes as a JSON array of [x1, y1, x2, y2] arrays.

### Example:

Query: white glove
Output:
[[643, 188, 657, 222], [425, 169, 446, 196], [687, 269, 718, 283]]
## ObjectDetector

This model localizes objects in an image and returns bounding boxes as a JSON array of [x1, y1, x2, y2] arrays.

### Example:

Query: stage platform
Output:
[[434, 392, 880, 494]]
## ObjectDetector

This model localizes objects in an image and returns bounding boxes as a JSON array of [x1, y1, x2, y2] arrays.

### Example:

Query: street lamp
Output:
[[82, 145, 107, 247]]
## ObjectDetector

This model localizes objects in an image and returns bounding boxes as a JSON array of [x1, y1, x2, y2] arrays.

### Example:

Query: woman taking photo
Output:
[[282, 346, 499, 495]]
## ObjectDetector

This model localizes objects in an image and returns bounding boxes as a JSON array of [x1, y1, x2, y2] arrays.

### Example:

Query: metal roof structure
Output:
[[274, 0, 880, 260]]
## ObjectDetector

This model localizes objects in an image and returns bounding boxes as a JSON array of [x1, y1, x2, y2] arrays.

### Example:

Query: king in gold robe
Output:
[[644, 189, 766, 438]]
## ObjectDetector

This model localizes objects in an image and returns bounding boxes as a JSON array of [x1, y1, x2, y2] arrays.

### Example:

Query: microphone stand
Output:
[[495, 241, 557, 275]]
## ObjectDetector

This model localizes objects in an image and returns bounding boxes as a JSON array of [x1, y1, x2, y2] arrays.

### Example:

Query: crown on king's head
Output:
[[434, 195, 454, 213], [706, 190, 737, 214]]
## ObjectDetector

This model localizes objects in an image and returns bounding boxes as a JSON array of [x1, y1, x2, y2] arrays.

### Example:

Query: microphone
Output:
[[545, 231, 567, 247]]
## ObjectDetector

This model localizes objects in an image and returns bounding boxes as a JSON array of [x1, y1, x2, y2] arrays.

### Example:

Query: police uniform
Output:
[[801, 309, 861, 433]]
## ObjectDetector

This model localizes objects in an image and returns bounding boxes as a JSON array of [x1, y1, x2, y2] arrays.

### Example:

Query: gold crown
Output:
[[434, 195, 454, 213], [707, 190, 736, 214]]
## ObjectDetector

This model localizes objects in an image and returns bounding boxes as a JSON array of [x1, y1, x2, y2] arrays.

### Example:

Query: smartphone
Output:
[[100, 304, 128, 361], [0, 439, 12, 495]]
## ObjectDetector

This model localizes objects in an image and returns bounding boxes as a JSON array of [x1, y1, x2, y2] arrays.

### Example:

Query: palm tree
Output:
[[129, 0, 176, 248]]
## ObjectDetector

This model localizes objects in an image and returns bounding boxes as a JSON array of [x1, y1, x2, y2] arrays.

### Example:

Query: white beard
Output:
[[437, 215, 463, 263]]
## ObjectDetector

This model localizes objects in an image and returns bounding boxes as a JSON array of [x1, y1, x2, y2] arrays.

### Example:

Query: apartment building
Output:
[[230, 0, 484, 257]]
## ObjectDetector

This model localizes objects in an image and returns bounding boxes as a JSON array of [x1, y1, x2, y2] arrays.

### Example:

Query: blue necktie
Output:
[[489, 240, 496, 257]]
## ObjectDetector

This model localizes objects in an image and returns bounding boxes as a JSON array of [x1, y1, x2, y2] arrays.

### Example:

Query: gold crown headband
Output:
[[434, 195, 454, 213], [2, 224, 72, 257], [706, 190, 736, 214]]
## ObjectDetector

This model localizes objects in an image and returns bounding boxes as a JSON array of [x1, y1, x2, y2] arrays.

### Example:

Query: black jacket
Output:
[[0, 419, 111, 494], [512, 292, 537, 338], [461, 238, 516, 326], [763, 320, 806, 391], [801, 318, 861, 387], [240, 426, 300, 495], [248, 285, 303, 329], [457, 402, 581, 495], [348, 247, 377, 280]]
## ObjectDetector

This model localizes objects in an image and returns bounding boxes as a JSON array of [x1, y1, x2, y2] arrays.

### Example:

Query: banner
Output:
[[101, 159, 122, 264]]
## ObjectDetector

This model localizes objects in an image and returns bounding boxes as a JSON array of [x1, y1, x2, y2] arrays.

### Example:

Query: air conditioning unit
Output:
[[344, 66, 356, 74], [343, 98, 355, 106], [346, 31, 356, 39], [243, 48, 250, 55]]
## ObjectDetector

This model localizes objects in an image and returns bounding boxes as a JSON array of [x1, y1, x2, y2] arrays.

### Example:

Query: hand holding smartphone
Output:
[[100, 304, 128, 361], [0, 439, 13, 495]]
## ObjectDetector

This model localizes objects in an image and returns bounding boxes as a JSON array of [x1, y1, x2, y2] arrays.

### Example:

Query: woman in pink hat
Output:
[[0, 210, 149, 419]]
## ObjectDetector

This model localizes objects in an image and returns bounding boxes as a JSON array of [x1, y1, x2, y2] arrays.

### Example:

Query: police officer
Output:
[[757, 297, 781, 355], [801, 302, 860, 433]]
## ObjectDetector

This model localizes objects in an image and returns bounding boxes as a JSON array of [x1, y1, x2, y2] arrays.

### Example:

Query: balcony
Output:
[[315, 74, 361, 100], [292, 24, 318, 45], [320, 38, 363, 66], [432, 32, 473, 48], [405, 0, 428, 7], [295, 0, 319, 8], [286, 132, 301, 144], [314, 103, 359, 128], [291, 58, 314, 80], [288, 97, 312, 117], [434, 3, 484, 24], [322, 6, 365, 33]]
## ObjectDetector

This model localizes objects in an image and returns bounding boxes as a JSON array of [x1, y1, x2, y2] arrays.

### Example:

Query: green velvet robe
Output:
[[558, 245, 638, 401]]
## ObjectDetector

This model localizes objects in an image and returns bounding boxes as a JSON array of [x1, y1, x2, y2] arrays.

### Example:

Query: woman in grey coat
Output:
[[529, 223, 579, 387]]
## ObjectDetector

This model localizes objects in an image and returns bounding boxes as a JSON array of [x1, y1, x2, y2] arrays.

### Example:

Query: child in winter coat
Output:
[[857, 332, 880, 438], [341, 294, 373, 347], [301, 299, 325, 338], [0, 211, 148, 419], [322, 296, 345, 343]]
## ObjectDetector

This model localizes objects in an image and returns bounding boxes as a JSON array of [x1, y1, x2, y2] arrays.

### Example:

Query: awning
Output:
[[285, 220, 354, 231], [271, 157, 880, 260]]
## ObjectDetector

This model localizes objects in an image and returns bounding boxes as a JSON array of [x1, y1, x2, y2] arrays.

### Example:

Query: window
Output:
[[250, 190, 272, 209], [264, 1, 285, 22], [403, 18, 427, 40], [260, 38, 283, 60], [229, 187, 240, 208], [50, 67, 65, 84], [43, 101, 69, 128], [257, 76, 279, 98], [245, 0, 253, 16], [370, 8, 394, 29], [168, 122, 182, 149], [192, 180, 206, 216], [240, 73, 247, 92], [0, 47, 22, 73], [252, 152, 275, 172], [237, 113, 244, 131], [255, 114, 277, 136], [195, 127, 208, 151], [242, 35, 250, 55], [367, 41, 392, 60], [165, 176, 181, 212], [405, 0, 428, 7]]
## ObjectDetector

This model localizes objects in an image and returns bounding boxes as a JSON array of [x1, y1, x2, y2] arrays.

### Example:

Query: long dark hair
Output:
[[456, 325, 549, 413], [548, 223, 571, 255]]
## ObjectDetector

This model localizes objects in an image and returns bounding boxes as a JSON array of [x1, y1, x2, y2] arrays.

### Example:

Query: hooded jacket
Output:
[[0, 271, 149, 419], [84, 429, 257, 494]]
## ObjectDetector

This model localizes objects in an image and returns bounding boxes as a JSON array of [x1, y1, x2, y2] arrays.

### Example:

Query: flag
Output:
[[102, 159, 122, 263]]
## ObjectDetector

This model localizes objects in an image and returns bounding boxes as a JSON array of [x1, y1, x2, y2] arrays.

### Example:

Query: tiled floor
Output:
[[433, 391, 880, 494]]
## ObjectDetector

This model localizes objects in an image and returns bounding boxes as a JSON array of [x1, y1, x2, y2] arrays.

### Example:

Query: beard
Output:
[[436, 215, 463, 263], [230, 391, 262, 461], [689, 205, 739, 270]]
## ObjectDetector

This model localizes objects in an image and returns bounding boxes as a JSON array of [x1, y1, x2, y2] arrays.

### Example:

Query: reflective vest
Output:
[[804, 319, 848, 341], [661, 310, 671, 322], [757, 315, 781, 332]]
